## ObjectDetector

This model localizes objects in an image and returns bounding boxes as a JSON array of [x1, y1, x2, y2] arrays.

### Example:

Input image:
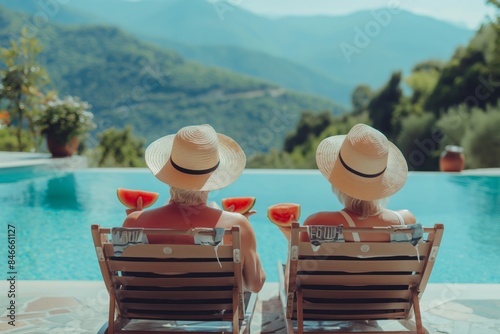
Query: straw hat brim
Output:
[[145, 133, 245, 191], [316, 134, 408, 201]]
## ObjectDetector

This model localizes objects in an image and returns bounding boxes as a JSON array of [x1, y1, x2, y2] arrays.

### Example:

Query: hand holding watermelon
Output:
[[117, 188, 160, 215], [221, 197, 256, 218], [267, 203, 301, 227]]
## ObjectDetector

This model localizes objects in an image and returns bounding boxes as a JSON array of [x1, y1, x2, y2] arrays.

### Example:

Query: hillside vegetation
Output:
[[0, 6, 343, 154], [0, 0, 475, 105], [249, 18, 500, 170], [1, 2, 495, 171]]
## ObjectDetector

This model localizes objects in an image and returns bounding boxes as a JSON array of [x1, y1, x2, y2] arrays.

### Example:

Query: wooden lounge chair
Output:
[[91, 224, 256, 334], [278, 222, 444, 334]]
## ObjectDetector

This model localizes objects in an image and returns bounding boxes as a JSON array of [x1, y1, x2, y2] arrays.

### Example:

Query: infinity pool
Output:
[[0, 168, 499, 283]]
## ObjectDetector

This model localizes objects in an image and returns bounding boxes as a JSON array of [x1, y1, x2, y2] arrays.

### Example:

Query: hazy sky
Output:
[[233, 0, 497, 30]]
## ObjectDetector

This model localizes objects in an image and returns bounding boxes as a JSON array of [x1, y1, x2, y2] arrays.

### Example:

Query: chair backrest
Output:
[[91, 225, 245, 326], [284, 222, 444, 321]]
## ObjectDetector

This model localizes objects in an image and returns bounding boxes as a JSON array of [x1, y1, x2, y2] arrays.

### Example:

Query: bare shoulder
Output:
[[220, 211, 252, 229], [303, 211, 344, 226], [219, 211, 258, 246], [397, 209, 417, 225], [123, 210, 145, 227]]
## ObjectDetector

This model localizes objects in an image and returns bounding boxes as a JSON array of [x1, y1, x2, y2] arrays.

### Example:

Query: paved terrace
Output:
[[0, 281, 499, 333]]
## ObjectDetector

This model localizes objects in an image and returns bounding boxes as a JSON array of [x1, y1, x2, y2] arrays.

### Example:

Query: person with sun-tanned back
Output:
[[123, 124, 266, 293], [303, 123, 416, 240], [278, 123, 416, 242]]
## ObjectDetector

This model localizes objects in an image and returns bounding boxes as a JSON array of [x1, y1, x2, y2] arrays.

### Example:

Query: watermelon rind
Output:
[[221, 197, 256, 214], [267, 203, 301, 227], [117, 188, 159, 209]]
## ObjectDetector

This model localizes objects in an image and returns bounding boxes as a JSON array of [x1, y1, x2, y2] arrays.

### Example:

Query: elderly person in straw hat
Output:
[[279, 123, 415, 242], [304, 123, 416, 241], [123, 124, 266, 293]]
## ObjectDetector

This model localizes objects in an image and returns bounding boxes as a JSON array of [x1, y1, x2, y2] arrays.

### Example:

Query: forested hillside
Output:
[[0, 6, 343, 153], [1, 2, 494, 171], [0, 0, 475, 105], [248, 18, 500, 170]]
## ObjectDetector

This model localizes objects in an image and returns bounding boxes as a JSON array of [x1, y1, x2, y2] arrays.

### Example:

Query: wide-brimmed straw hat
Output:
[[316, 123, 408, 201], [145, 124, 245, 191]]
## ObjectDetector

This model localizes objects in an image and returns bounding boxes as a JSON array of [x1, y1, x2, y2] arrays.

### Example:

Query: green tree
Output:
[[488, 0, 500, 64], [396, 113, 439, 171], [425, 49, 489, 115], [461, 105, 500, 168], [484, 0, 500, 110], [351, 84, 373, 115], [406, 60, 442, 106], [247, 149, 296, 169], [96, 126, 146, 167], [0, 126, 35, 151], [0, 28, 49, 151], [367, 71, 403, 139], [283, 111, 332, 153], [435, 104, 470, 151], [402, 104, 500, 170]]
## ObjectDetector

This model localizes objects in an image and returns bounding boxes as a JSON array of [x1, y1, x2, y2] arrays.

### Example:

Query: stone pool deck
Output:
[[0, 152, 87, 183], [0, 281, 499, 333]]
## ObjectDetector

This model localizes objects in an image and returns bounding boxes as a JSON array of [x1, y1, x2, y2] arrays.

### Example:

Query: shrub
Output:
[[396, 113, 439, 171], [462, 106, 500, 168]]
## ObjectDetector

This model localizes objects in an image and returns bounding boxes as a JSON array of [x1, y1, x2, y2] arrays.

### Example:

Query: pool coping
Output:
[[2, 151, 500, 175]]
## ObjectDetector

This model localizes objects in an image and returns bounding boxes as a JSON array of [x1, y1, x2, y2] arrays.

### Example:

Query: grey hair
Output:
[[170, 187, 209, 206], [333, 186, 388, 219]]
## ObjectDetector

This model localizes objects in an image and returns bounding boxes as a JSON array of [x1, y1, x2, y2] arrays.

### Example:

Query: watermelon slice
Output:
[[267, 203, 301, 227], [221, 197, 256, 214], [117, 188, 159, 209]]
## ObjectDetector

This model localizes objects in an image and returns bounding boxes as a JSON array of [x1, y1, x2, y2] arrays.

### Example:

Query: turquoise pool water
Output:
[[0, 168, 499, 283]]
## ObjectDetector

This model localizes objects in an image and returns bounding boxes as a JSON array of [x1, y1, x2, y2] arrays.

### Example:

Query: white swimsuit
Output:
[[339, 210, 406, 242]]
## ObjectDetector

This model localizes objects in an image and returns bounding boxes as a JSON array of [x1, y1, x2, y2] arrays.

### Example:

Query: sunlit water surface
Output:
[[0, 169, 499, 283]]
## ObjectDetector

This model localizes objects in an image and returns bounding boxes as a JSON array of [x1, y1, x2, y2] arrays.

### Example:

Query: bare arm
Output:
[[236, 216, 266, 293]]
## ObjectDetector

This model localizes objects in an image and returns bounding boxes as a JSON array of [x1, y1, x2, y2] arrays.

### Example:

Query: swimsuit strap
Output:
[[392, 210, 405, 225], [339, 210, 360, 242]]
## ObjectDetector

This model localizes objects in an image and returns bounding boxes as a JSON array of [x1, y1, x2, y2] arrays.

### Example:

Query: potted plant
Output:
[[35, 95, 96, 157]]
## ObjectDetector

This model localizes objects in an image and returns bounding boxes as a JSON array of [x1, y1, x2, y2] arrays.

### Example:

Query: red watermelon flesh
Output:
[[117, 188, 159, 209], [268, 203, 301, 226], [221, 197, 256, 214]]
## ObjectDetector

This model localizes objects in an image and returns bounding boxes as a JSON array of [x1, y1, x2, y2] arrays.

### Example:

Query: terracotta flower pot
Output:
[[47, 135, 80, 158], [439, 145, 465, 172]]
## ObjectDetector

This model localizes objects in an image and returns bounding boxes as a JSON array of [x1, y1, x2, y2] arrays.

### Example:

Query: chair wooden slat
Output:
[[301, 289, 411, 299], [293, 311, 409, 320], [122, 244, 234, 258], [121, 302, 234, 311], [298, 242, 430, 257], [297, 259, 423, 273], [108, 260, 234, 273], [123, 312, 234, 321], [301, 302, 410, 311], [116, 290, 233, 300], [112, 274, 235, 288], [103, 243, 234, 259], [297, 274, 420, 286]]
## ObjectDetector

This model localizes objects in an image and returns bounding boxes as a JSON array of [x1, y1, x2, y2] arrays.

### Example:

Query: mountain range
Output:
[[0, 5, 342, 154], [0, 0, 476, 105]]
